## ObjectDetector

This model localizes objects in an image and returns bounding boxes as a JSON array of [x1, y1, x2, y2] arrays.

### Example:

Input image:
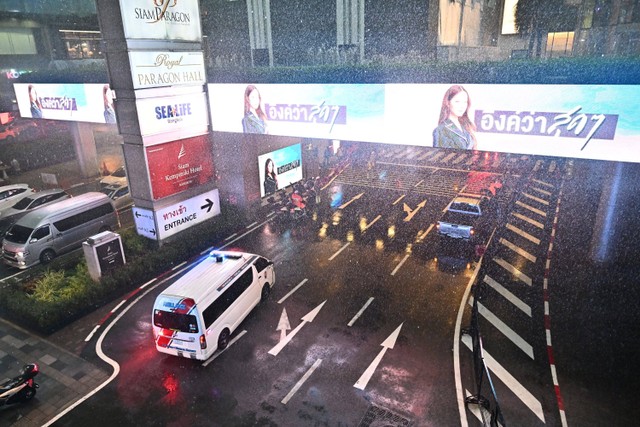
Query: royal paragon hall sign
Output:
[[97, 0, 217, 242]]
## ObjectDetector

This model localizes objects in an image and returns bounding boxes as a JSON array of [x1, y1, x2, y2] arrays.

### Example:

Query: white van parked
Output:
[[1, 192, 119, 269], [152, 251, 275, 361]]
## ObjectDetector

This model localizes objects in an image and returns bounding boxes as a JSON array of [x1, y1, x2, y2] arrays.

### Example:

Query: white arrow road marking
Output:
[[354, 323, 403, 390], [402, 200, 426, 222], [277, 308, 291, 342], [277, 278, 308, 304], [268, 301, 327, 356], [281, 358, 323, 404], [348, 297, 374, 327], [418, 223, 435, 241], [339, 192, 364, 209]]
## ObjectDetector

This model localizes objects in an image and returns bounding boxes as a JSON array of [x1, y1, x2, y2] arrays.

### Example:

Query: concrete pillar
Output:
[[70, 122, 100, 178]]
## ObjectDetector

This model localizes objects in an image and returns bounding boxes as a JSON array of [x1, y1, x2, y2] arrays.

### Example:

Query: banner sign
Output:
[[208, 83, 640, 163], [145, 135, 214, 200], [155, 188, 220, 240], [208, 83, 385, 141], [257, 144, 303, 198], [136, 91, 209, 141], [14, 83, 116, 124], [119, 0, 201, 41], [129, 51, 205, 89]]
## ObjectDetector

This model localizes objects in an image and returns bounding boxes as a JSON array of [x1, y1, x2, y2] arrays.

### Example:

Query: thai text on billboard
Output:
[[208, 83, 640, 163], [258, 144, 303, 198]]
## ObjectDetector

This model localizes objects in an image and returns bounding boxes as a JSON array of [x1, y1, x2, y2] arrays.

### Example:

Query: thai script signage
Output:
[[155, 189, 220, 240]]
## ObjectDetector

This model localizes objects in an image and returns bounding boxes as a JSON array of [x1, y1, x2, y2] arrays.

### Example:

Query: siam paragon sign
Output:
[[119, 0, 202, 41]]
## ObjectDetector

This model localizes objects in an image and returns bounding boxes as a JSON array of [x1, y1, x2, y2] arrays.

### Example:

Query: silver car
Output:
[[0, 189, 70, 239]]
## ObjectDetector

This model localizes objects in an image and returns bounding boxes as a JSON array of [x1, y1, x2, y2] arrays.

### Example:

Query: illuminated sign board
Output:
[[208, 83, 385, 141], [155, 189, 220, 240], [145, 135, 214, 200], [136, 91, 209, 143], [129, 51, 205, 89], [257, 144, 303, 198], [208, 83, 640, 163], [14, 83, 115, 124], [119, 0, 202, 41]]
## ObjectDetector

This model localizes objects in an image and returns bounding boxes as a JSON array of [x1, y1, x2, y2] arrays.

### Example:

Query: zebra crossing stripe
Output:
[[516, 200, 548, 217], [506, 223, 541, 245], [493, 257, 532, 286], [441, 152, 457, 163], [483, 275, 532, 317], [532, 178, 554, 188], [469, 297, 534, 359], [511, 212, 545, 229], [532, 186, 553, 196], [462, 335, 545, 422], [522, 192, 550, 206], [499, 238, 537, 262]]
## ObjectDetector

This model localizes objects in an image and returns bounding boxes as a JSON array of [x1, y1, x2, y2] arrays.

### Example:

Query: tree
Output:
[[515, 0, 572, 58]]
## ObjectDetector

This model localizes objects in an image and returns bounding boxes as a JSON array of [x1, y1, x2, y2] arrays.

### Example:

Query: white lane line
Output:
[[219, 218, 275, 250], [493, 257, 532, 286], [484, 275, 531, 317], [329, 242, 351, 261], [200, 246, 214, 255], [277, 278, 309, 304], [533, 178, 554, 188], [390, 254, 411, 276], [462, 335, 545, 422], [499, 238, 537, 263], [470, 298, 534, 359], [522, 192, 550, 206], [532, 186, 552, 196], [202, 330, 248, 367], [348, 297, 374, 327], [224, 233, 238, 241], [282, 358, 323, 404], [111, 300, 127, 313], [363, 215, 382, 231], [171, 261, 187, 271], [418, 223, 435, 240], [392, 195, 405, 205], [43, 264, 192, 427], [267, 211, 276, 217], [413, 179, 424, 187], [454, 251, 487, 427], [139, 278, 157, 289], [506, 223, 541, 245], [84, 325, 100, 342], [246, 221, 258, 229], [516, 200, 547, 217], [511, 212, 545, 229]]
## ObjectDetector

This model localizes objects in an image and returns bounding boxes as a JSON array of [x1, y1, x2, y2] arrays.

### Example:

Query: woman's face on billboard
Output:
[[267, 159, 274, 173], [248, 89, 261, 111], [449, 91, 469, 118]]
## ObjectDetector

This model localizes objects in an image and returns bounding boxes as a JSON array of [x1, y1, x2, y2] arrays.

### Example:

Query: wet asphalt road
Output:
[[7, 148, 640, 426]]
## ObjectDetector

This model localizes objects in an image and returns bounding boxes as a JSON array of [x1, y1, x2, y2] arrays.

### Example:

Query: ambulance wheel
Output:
[[261, 284, 271, 302], [218, 329, 230, 351]]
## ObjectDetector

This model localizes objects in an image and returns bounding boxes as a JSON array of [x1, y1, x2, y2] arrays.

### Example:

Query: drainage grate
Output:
[[358, 404, 414, 427]]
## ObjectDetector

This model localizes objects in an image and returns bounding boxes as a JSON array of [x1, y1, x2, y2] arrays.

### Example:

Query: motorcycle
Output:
[[0, 363, 39, 406]]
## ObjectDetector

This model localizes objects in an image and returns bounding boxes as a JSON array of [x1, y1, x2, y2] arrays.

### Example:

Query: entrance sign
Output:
[[155, 189, 220, 240], [132, 207, 157, 240]]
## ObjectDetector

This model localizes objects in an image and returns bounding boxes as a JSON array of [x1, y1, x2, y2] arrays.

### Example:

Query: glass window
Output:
[[202, 269, 254, 328], [31, 225, 50, 241]]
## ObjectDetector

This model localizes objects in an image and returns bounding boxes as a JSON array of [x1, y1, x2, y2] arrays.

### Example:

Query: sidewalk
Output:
[[0, 317, 110, 427]]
